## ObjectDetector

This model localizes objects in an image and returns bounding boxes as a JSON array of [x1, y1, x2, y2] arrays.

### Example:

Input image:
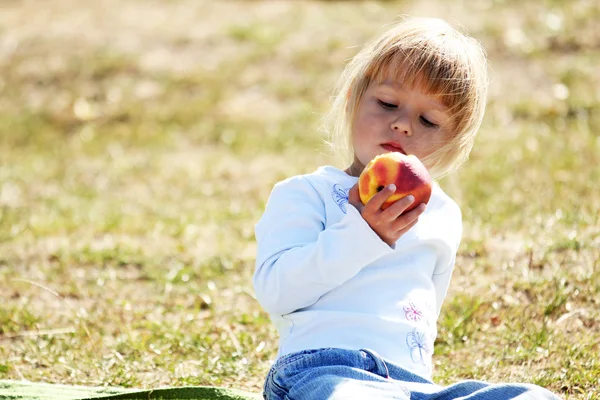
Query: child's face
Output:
[[350, 75, 452, 173]]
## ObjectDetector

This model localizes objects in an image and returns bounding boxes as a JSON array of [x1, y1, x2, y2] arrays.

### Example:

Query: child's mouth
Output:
[[382, 143, 405, 154]]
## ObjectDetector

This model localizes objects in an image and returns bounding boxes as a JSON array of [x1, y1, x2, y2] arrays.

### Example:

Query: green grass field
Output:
[[1, 0, 598, 398]]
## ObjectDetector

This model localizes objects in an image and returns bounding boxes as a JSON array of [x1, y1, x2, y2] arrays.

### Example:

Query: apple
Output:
[[358, 152, 432, 211]]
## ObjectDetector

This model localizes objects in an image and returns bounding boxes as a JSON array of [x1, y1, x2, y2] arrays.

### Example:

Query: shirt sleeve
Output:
[[431, 252, 456, 316], [253, 176, 393, 316], [431, 199, 462, 316]]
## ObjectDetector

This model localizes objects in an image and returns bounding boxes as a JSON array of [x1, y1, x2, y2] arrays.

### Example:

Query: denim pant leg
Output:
[[371, 350, 562, 400], [263, 348, 412, 400], [425, 380, 562, 400], [263, 348, 561, 400]]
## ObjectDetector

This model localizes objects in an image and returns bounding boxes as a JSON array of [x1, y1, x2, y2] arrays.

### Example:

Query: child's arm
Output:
[[254, 176, 393, 316], [432, 252, 457, 316], [431, 201, 462, 315]]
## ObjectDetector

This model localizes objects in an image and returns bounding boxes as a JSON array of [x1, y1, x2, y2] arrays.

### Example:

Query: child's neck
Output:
[[344, 161, 364, 177]]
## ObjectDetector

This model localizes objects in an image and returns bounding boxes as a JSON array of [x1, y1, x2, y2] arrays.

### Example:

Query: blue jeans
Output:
[[263, 348, 561, 399]]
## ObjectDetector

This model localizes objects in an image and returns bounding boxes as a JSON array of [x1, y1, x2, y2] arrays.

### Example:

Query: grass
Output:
[[0, 0, 599, 398]]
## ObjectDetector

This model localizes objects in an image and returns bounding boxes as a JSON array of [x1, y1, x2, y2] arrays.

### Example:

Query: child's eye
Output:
[[420, 116, 438, 128], [378, 100, 397, 109]]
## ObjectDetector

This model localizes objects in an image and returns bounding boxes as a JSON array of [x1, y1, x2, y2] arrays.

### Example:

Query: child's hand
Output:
[[348, 183, 426, 247]]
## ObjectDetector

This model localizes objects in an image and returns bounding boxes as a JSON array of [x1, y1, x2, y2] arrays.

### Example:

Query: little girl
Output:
[[253, 17, 561, 400]]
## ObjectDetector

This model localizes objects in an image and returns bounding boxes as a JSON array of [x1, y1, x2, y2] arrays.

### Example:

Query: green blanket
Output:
[[0, 380, 261, 400]]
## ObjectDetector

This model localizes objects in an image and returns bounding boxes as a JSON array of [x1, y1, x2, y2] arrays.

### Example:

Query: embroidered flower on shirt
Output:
[[331, 184, 350, 214], [406, 328, 430, 366], [403, 302, 423, 322]]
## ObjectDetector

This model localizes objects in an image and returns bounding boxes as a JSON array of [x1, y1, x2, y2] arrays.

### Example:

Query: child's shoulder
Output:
[[272, 165, 355, 192], [263, 166, 353, 213], [429, 182, 462, 220]]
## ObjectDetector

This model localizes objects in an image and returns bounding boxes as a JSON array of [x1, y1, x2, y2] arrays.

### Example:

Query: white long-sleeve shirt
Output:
[[253, 165, 462, 380]]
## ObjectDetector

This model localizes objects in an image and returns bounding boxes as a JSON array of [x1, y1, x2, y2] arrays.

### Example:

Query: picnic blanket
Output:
[[0, 380, 261, 400]]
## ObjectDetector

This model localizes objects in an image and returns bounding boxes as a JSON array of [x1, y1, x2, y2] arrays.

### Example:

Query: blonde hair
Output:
[[322, 17, 489, 178]]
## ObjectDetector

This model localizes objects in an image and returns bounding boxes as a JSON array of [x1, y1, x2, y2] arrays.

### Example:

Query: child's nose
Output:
[[391, 116, 413, 137]]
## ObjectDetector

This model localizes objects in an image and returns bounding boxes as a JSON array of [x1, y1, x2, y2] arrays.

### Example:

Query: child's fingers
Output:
[[347, 184, 364, 212], [364, 184, 397, 213], [380, 194, 416, 219], [347, 184, 360, 204], [393, 215, 420, 237], [390, 203, 426, 231]]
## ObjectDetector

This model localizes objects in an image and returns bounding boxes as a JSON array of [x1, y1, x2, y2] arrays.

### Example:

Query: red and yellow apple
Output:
[[358, 152, 432, 211]]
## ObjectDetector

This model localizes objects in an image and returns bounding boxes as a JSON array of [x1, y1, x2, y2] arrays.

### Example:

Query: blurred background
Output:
[[0, 0, 598, 398]]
